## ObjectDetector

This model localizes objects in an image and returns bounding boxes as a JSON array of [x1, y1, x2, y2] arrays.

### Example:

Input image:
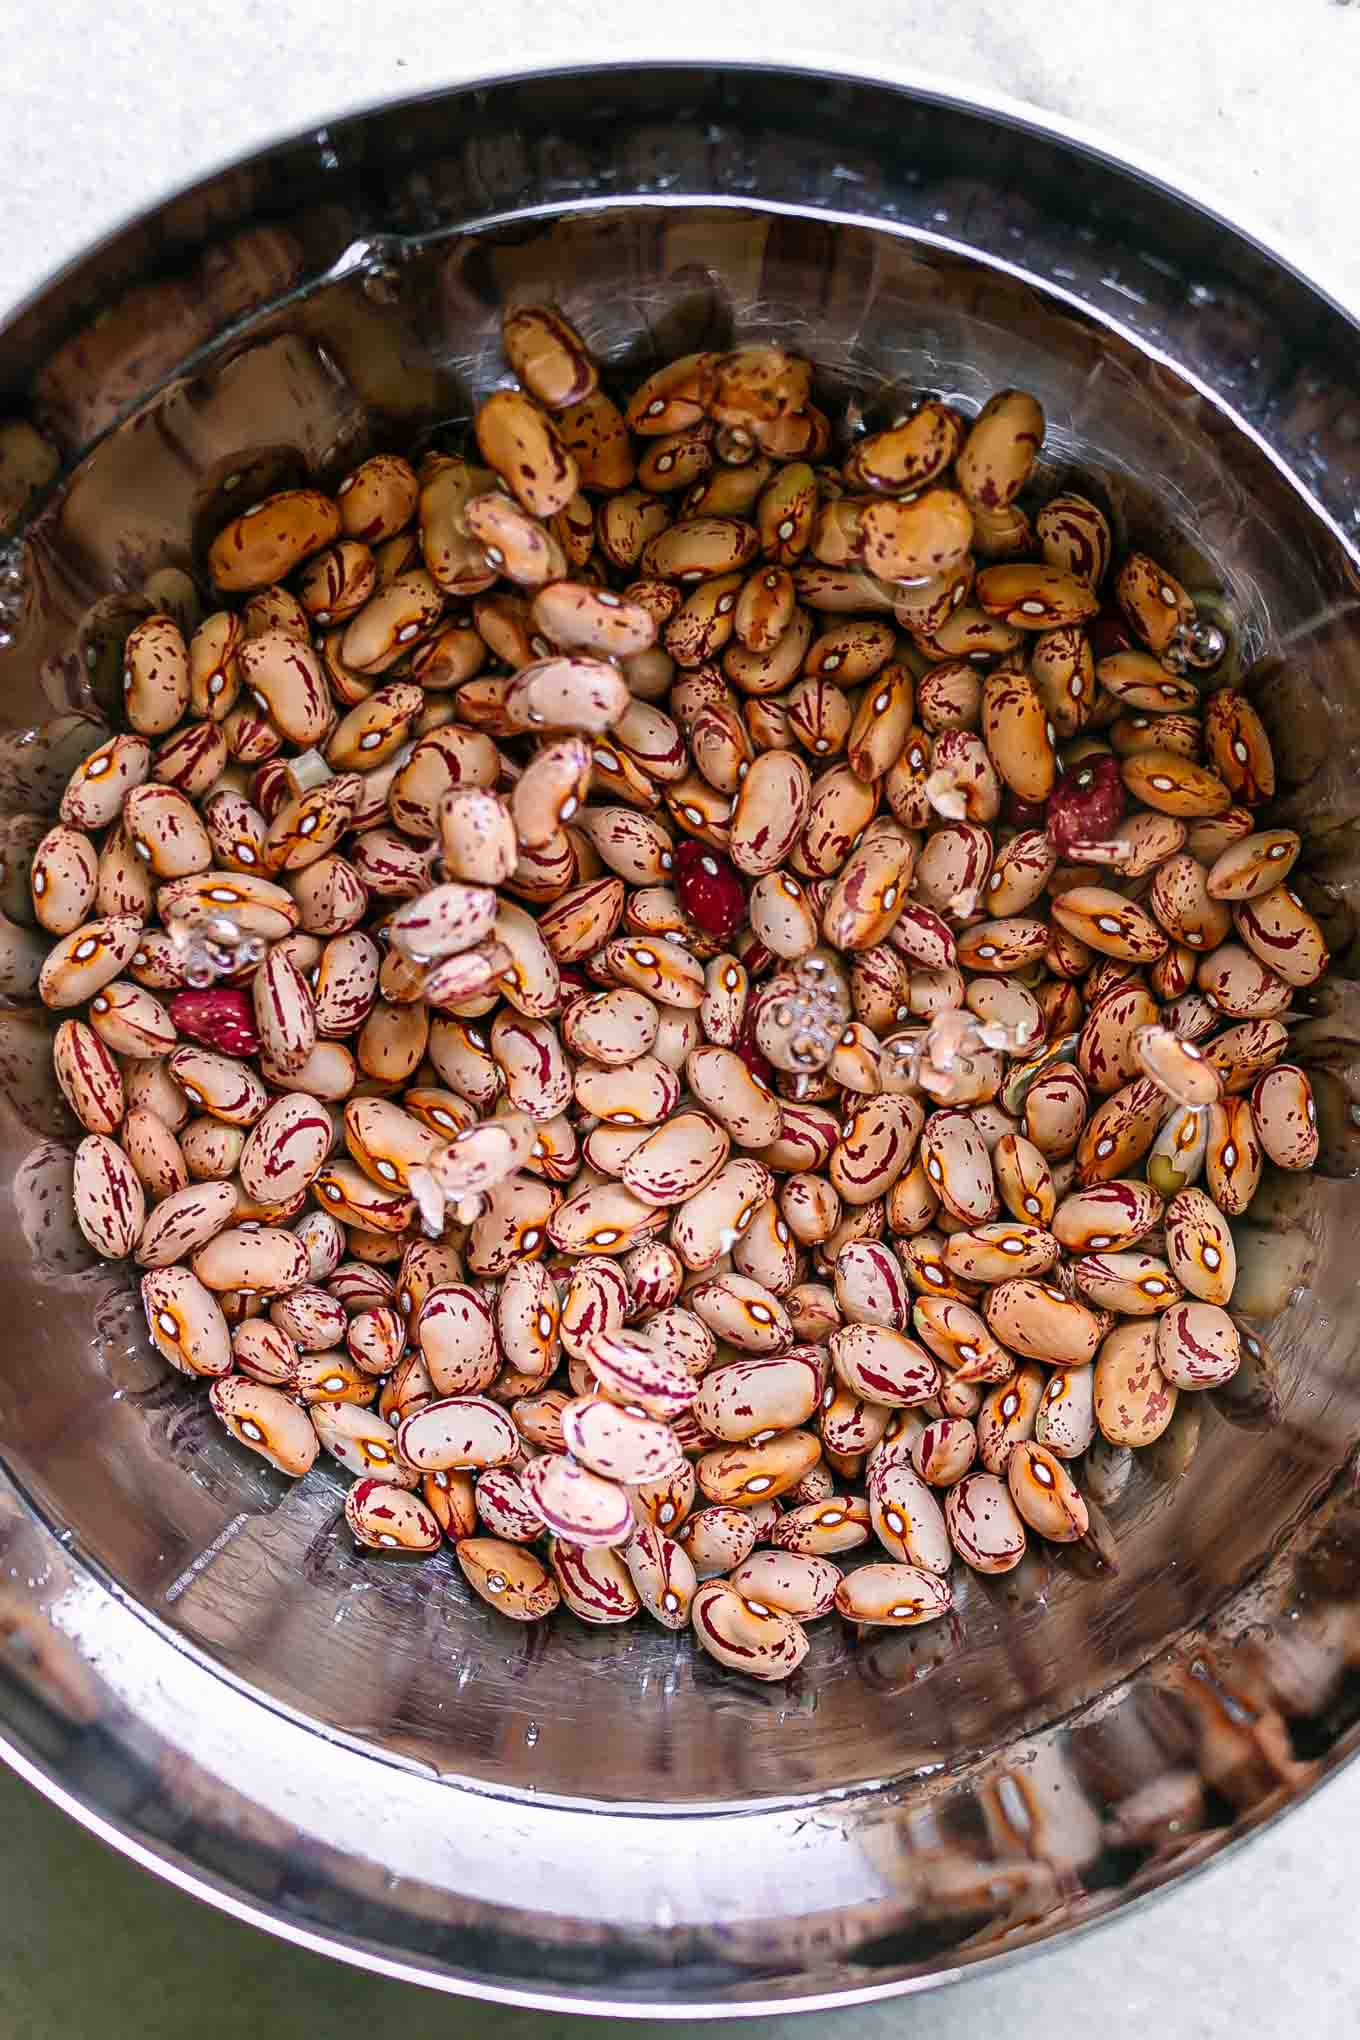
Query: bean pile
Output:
[[40, 312, 1326, 1679]]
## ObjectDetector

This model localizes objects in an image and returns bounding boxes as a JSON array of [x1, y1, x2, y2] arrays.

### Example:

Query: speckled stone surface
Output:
[[2, 6, 1359, 2035]]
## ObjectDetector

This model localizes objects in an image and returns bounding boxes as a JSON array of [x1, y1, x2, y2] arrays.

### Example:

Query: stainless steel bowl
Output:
[[2, 61, 1359, 2015]]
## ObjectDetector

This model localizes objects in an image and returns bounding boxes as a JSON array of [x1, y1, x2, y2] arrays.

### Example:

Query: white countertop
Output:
[[3, 4, 1360, 2035]]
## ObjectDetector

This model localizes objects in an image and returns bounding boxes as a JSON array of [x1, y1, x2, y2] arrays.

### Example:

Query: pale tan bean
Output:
[[557, 1256, 629, 1359], [955, 389, 1043, 509], [39, 912, 144, 1010], [1197, 941, 1291, 1020], [85, 979, 174, 1060], [772, 1495, 871, 1555], [1206, 829, 1301, 901], [458, 1537, 560, 1621], [693, 1351, 822, 1442], [954, 915, 1048, 974], [167, 1045, 267, 1126], [1076, 1248, 1182, 1313], [1075, 1076, 1166, 1185], [123, 1057, 189, 1131], [1163, 1187, 1237, 1303], [538, 877, 626, 964], [1052, 1179, 1164, 1252], [917, 1106, 995, 1223], [560, 1395, 684, 1485], [436, 789, 518, 887], [341, 1478, 440, 1552], [501, 304, 596, 409], [232, 1320, 301, 1388], [491, 899, 561, 1018], [410, 1283, 496, 1394], [911, 821, 992, 919], [1205, 1095, 1263, 1215], [624, 1522, 698, 1629], [911, 1415, 977, 1486], [209, 1377, 318, 1476], [1021, 1065, 1090, 1160], [397, 1394, 518, 1473], [943, 1470, 1026, 1573], [344, 1306, 404, 1376], [867, 1457, 952, 1571], [619, 1112, 730, 1208], [832, 1239, 911, 1330], [830, 1323, 940, 1407], [819, 832, 915, 956], [95, 820, 160, 927], [1203, 1018, 1289, 1095], [271, 1285, 348, 1352], [153, 718, 230, 795], [503, 655, 630, 736], [126, 1110, 193, 1198], [474, 1469, 545, 1543], [984, 1278, 1102, 1365], [584, 1325, 695, 1419], [991, 1133, 1056, 1225], [835, 1563, 952, 1627], [134, 1179, 238, 1267], [687, 1273, 792, 1355], [1150, 1299, 1243, 1399], [671, 1156, 774, 1271], [976, 1363, 1046, 1473], [297, 1354, 377, 1403], [686, 1045, 781, 1149], [639, 1305, 715, 1380], [825, 1093, 920, 1208], [187, 611, 243, 720], [820, 1381, 891, 1458], [208, 491, 340, 591], [945, 1222, 1059, 1284], [1234, 884, 1328, 989], [521, 1453, 634, 1548], [1004, 1441, 1088, 1542], [630, 1461, 698, 1537], [51, 1019, 124, 1134], [508, 1387, 569, 1454], [1093, 1319, 1178, 1444], [724, 1553, 838, 1626], [192, 1226, 310, 1295], [141, 1265, 232, 1377], [60, 733, 152, 830], [696, 1430, 821, 1506], [31, 824, 99, 932], [72, 1132, 146, 1258], [289, 855, 368, 937], [476, 390, 578, 517], [691, 1579, 809, 1680], [549, 1539, 641, 1624], [1031, 1364, 1096, 1460], [1049, 886, 1167, 965], [383, 1352, 438, 1427], [619, 1240, 684, 1318], [729, 751, 812, 876], [573, 1054, 680, 1128], [780, 1171, 841, 1247], [1121, 749, 1231, 819], [1074, 982, 1156, 1102], [912, 1295, 1014, 1382], [346, 1101, 442, 1191]]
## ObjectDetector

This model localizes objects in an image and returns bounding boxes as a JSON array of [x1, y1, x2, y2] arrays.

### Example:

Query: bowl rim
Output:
[[2, 54, 1358, 2016]]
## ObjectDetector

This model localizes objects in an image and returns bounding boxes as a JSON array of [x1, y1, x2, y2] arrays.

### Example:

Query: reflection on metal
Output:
[[0, 59, 1357, 2014]]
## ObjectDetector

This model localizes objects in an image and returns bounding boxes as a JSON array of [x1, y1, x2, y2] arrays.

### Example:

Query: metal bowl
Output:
[[1, 61, 1359, 2014]]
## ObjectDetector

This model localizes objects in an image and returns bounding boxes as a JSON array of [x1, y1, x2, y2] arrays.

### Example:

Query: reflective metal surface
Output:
[[0, 61, 1359, 2011]]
